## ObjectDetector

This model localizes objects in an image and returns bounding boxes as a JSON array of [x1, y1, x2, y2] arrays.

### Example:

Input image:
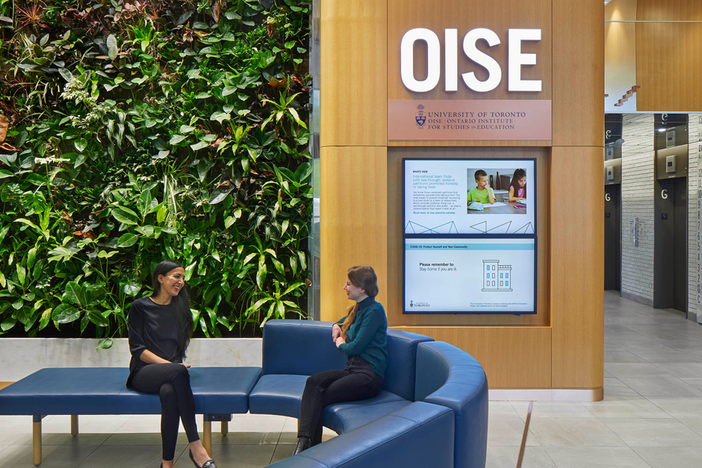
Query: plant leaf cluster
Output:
[[0, 0, 312, 345]]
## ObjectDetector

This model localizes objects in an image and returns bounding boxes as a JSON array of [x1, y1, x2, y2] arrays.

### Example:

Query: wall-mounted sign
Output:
[[388, 99, 551, 140], [390, 25, 551, 141], [400, 28, 542, 93]]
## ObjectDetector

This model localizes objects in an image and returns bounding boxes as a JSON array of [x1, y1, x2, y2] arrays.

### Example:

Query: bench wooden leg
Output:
[[203, 420, 212, 455], [221, 421, 228, 436], [71, 415, 79, 437], [32, 416, 42, 465]]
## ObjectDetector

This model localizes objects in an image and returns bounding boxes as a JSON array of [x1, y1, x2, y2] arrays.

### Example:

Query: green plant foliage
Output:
[[0, 0, 312, 345]]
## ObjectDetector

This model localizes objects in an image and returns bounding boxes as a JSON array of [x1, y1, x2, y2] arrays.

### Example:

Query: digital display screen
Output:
[[404, 159, 535, 235], [403, 158, 537, 314], [404, 237, 536, 314]]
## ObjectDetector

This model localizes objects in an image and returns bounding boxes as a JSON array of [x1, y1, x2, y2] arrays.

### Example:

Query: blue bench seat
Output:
[[271, 402, 455, 468], [0, 366, 262, 465], [0, 367, 261, 416]]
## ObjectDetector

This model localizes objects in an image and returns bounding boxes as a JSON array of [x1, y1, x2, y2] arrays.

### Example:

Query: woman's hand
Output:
[[332, 324, 341, 341], [180, 363, 191, 368], [140, 349, 172, 365], [335, 336, 346, 348]]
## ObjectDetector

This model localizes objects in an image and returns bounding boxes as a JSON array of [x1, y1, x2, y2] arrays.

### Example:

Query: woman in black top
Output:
[[127, 260, 216, 468]]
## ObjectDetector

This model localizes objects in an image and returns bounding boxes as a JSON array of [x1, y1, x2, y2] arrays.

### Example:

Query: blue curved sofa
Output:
[[253, 320, 488, 468], [0, 320, 488, 468]]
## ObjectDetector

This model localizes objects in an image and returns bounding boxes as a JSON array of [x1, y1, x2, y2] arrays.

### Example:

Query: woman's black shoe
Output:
[[293, 436, 311, 455], [189, 450, 216, 468]]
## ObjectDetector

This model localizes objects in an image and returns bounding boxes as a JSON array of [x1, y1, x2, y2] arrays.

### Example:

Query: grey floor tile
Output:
[[213, 432, 281, 446], [0, 415, 34, 434], [486, 446, 556, 468], [513, 402, 595, 419], [604, 364, 671, 379], [42, 433, 111, 447], [544, 446, 651, 468], [583, 399, 671, 419], [528, 418, 626, 447], [617, 376, 702, 398], [602, 419, 702, 447], [680, 378, 702, 391], [488, 401, 520, 416], [678, 418, 702, 437], [652, 363, 702, 379], [631, 349, 702, 364], [43, 415, 132, 435], [487, 414, 537, 447], [174, 444, 276, 468], [1, 444, 99, 468], [269, 443, 295, 465], [228, 414, 288, 433], [76, 444, 164, 468], [647, 397, 702, 418], [602, 378, 646, 401], [0, 431, 32, 446], [633, 446, 702, 468], [102, 433, 189, 447], [605, 350, 648, 364]]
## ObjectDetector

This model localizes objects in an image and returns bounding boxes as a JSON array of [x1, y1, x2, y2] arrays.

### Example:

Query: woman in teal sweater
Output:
[[294, 265, 388, 454]]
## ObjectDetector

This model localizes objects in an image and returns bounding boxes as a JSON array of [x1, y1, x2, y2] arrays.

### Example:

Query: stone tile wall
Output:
[[620, 114, 655, 306]]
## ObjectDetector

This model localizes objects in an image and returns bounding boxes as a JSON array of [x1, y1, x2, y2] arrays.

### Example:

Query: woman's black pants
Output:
[[298, 359, 383, 445], [130, 363, 200, 460]]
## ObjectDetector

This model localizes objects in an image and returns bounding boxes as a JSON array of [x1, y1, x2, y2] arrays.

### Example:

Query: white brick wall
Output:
[[621, 114, 655, 306], [690, 116, 702, 319]]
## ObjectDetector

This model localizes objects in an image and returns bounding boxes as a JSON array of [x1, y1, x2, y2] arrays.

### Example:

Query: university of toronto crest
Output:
[[415, 104, 426, 128]]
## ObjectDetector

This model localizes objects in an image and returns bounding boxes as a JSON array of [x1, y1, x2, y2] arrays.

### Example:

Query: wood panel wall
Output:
[[319, 0, 387, 147], [319, 0, 604, 394], [634, 0, 702, 111]]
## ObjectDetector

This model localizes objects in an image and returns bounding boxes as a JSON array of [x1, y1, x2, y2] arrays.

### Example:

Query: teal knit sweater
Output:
[[336, 297, 388, 378]]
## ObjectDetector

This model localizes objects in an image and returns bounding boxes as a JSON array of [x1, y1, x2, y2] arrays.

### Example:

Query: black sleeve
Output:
[[128, 301, 147, 362]]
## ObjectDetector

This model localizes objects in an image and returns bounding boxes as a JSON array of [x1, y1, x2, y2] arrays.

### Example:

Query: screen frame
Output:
[[402, 158, 538, 315]]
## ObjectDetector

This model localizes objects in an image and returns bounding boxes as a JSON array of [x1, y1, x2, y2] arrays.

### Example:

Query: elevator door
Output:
[[654, 178, 688, 311], [604, 185, 621, 291]]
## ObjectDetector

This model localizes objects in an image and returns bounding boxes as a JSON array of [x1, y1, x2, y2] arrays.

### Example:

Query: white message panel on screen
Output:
[[404, 159, 535, 235], [404, 238, 536, 314]]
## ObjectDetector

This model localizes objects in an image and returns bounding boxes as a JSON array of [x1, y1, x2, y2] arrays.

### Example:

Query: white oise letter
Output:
[[400, 28, 441, 93], [462, 28, 502, 93], [508, 29, 542, 92], [444, 29, 458, 92]]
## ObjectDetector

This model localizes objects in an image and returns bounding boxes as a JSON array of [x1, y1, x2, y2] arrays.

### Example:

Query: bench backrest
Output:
[[415, 341, 489, 468], [383, 329, 434, 401], [261, 320, 346, 376]]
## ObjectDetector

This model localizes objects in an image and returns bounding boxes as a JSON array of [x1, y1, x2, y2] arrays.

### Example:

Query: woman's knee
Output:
[[170, 364, 190, 383], [159, 382, 177, 403]]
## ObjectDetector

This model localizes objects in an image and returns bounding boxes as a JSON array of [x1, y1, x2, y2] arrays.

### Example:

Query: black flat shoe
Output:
[[293, 436, 311, 455], [189, 450, 216, 468]]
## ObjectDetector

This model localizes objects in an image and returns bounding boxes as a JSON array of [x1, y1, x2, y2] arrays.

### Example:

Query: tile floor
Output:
[[1, 290, 702, 467]]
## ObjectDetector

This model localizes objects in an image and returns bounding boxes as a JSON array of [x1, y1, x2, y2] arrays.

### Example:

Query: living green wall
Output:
[[0, 0, 312, 346]]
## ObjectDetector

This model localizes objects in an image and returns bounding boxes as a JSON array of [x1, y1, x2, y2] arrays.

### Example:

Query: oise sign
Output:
[[400, 28, 542, 93]]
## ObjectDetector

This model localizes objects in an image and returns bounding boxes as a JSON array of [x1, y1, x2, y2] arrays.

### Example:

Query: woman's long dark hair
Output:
[[152, 260, 193, 357], [341, 266, 379, 340]]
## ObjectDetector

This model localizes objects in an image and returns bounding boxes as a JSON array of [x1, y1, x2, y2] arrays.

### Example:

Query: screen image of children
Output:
[[508, 169, 527, 202], [467, 169, 495, 210]]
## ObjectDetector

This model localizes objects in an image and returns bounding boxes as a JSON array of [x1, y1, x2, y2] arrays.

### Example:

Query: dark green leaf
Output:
[[52, 304, 80, 324], [117, 233, 138, 248]]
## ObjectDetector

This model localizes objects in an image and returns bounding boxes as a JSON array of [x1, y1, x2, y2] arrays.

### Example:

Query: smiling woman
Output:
[[126, 260, 216, 468]]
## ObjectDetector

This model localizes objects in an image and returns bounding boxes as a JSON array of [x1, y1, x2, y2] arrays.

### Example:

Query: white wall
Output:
[[690, 116, 702, 321], [0, 338, 262, 382]]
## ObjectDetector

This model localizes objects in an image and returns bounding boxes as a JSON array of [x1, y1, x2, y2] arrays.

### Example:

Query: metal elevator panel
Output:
[[604, 185, 621, 291], [653, 177, 688, 312]]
